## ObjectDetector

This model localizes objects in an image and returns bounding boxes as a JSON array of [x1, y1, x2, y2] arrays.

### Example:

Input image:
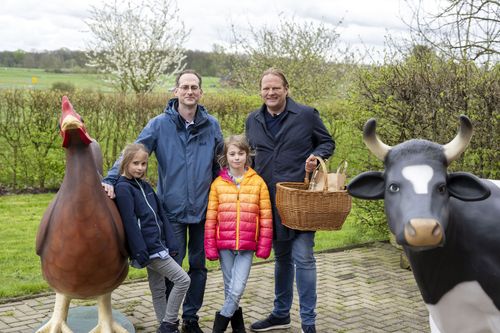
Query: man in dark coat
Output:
[[245, 68, 335, 333]]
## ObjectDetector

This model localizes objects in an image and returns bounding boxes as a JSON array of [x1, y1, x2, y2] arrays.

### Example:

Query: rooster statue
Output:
[[35, 96, 129, 333]]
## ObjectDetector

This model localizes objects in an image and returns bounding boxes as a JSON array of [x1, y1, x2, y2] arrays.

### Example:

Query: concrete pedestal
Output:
[[36, 306, 135, 333]]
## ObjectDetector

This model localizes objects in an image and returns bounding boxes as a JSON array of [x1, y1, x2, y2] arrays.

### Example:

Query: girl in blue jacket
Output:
[[114, 143, 190, 333]]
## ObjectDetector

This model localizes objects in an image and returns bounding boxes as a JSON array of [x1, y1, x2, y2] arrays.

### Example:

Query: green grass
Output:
[[0, 193, 384, 299], [0, 68, 108, 91], [0, 67, 224, 93]]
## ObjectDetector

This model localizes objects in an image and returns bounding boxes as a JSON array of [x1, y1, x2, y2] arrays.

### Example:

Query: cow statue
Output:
[[347, 115, 500, 333]]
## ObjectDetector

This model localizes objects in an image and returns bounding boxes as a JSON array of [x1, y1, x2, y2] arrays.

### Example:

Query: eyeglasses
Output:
[[178, 85, 200, 92]]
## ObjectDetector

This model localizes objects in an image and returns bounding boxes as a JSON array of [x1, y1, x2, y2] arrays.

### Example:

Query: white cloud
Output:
[[0, 0, 437, 56]]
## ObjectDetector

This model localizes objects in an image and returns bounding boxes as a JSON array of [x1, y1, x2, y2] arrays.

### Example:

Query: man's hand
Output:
[[102, 182, 116, 199], [305, 154, 318, 173]]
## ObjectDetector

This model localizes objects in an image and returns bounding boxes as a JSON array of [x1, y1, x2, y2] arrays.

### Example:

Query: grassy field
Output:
[[0, 193, 383, 299], [0, 67, 224, 93]]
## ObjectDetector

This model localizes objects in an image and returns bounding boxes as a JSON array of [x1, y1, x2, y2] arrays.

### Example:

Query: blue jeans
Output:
[[272, 231, 316, 326], [219, 250, 253, 317], [165, 221, 207, 321]]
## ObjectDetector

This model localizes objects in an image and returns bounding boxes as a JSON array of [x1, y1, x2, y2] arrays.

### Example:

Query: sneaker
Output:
[[182, 319, 203, 333], [250, 314, 291, 331], [301, 324, 316, 333]]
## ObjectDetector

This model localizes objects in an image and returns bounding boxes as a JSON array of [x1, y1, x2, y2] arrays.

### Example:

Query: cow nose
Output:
[[404, 218, 443, 247]]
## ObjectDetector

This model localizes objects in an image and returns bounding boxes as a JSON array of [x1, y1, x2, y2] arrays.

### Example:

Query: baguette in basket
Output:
[[308, 159, 348, 192]]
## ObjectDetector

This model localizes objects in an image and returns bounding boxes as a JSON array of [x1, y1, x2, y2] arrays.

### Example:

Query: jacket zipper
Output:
[[236, 190, 240, 250], [135, 179, 168, 252]]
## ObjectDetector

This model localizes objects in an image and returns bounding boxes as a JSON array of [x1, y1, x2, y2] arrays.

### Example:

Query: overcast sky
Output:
[[0, 0, 438, 58]]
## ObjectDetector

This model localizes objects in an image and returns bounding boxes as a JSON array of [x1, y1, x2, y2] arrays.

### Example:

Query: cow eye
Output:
[[437, 184, 447, 194], [388, 184, 400, 192]]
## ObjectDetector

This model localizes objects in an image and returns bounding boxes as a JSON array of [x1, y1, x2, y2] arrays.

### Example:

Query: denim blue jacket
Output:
[[104, 98, 223, 224]]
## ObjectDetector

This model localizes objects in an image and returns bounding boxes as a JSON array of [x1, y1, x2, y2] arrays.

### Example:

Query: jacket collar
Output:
[[219, 167, 256, 183], [165, 98, 208, 130], [254, 96, 299, 124], [116, 175, 145, 189]]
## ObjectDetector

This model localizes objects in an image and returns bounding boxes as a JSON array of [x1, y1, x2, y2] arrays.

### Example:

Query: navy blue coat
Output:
[[245, 97, 335, 240], [114, 176, 179, 268]]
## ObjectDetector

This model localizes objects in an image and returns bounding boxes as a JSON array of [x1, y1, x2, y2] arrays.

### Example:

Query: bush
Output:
[[51, 81, 75, 93], [351, 51, 499, 178], [0, 90, 262, 190]]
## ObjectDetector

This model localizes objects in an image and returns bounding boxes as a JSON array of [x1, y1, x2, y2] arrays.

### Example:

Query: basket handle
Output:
[[304, 156, 329, 193], [336, 160, 348, 174]]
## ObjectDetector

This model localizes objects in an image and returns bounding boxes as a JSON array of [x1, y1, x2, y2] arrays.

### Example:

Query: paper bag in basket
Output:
[[308, 159, 348, 192]]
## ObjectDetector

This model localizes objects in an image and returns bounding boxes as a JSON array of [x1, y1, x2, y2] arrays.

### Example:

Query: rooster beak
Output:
[[60, 115, 93, 148], [60, 97, 93, 147], [61, 115, 83, 132]]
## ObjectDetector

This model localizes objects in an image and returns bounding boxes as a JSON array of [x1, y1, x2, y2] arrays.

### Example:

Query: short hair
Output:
[[218, 135, 252, 169], [259, 67, 289, 89], [175, 69, 202, 89], [119, 143, 149, 178]]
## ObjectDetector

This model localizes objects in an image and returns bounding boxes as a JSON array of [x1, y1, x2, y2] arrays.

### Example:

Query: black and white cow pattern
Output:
[[347, 116, 500, 333]]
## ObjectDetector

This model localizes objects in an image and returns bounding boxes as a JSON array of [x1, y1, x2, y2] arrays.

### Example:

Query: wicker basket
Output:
[[275, 158, 352, 231]]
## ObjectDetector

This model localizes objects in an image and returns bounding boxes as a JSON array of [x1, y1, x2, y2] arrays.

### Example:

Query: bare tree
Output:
[[406, 0, 499, 64], [85, 0, 189, 93], [219, 15, 347, 104]]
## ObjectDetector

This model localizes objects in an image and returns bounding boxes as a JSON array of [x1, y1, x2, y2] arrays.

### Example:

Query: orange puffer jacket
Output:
[[205, 167, 273, 260]]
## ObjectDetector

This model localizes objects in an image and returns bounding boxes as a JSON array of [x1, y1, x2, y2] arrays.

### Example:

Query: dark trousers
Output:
[[165, 221, 207, 321]]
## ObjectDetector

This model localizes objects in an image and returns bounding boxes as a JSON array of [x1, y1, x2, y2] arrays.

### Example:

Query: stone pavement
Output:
[[0, 242, 430, 333]]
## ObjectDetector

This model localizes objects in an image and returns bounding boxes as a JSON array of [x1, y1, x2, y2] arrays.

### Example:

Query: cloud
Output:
[[0, 0, 420, 55]]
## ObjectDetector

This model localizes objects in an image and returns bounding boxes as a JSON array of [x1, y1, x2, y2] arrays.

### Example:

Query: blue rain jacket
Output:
[[104, 98, 223, 224]]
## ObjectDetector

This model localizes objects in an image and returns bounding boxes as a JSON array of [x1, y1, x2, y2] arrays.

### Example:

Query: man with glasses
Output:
[[103, 69, 223, 333], [245, 68, 335, 333]]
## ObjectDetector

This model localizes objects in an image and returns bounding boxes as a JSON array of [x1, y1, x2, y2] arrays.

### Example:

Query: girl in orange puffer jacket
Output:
[[205, 134, 273, 333]]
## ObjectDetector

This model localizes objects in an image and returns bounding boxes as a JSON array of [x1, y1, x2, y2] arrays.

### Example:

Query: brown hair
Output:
[[119, 143, 149, 178], [259, 67, 289, 90], [218, 135, 252, 169], [175, 69, 202, 89]]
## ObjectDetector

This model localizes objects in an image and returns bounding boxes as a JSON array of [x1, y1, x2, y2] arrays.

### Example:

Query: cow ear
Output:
[[347, 171, 385, 199], [447, 172, 491, 201]]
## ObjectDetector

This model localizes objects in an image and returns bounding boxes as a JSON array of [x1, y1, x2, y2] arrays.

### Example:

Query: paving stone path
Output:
[[0, 242, 429, 332]]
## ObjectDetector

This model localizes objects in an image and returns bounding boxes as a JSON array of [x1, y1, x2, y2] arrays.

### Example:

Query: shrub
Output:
[[51, 81, 75, 93], [0, 90, 262, 190]]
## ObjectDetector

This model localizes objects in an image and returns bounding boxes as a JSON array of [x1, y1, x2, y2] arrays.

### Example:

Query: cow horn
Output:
[[443, 115, 473, 165], [363, 118, 391, 161]]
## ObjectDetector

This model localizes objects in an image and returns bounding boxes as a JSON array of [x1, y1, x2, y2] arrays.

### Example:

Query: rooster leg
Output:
[[89, 292, 128, 333], [36, 292, 73, 333]]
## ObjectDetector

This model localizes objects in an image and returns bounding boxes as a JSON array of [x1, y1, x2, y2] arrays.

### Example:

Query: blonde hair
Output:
[[218, 135, 252, 169], [119, 143, 149, 178]]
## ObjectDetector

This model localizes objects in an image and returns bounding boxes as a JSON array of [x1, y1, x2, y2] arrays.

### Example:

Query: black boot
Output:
[[230, 307, 246, 333], [212, 311, 231, 333], [157, 320, 180, 333]]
